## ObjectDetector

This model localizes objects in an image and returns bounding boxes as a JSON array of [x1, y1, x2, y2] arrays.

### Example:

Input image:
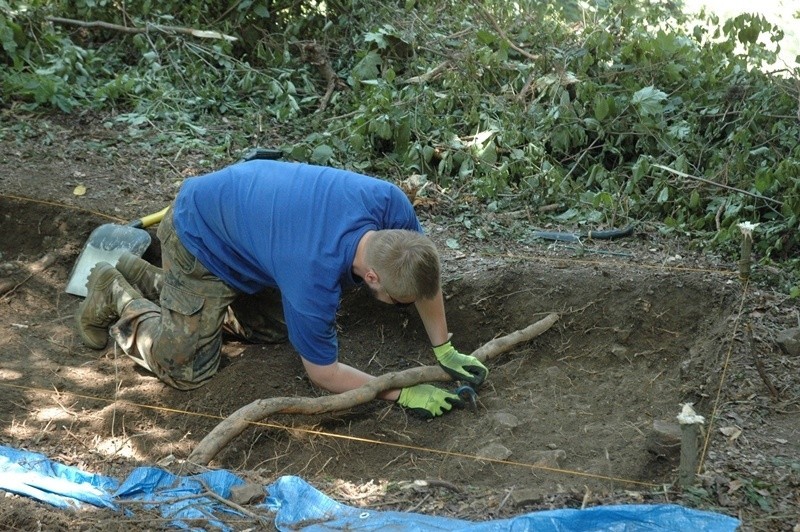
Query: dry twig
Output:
[[653, 164, 783, 206], [196, 479, 272, 527]]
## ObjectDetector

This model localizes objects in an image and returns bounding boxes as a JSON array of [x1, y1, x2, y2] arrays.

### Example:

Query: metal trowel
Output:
[[65, 207, 168, 297]]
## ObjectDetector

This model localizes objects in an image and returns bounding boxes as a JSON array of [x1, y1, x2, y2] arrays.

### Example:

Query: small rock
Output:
[[491, 412, 521, 431], [510, 488, 542, 508], [476, 442, 512, 461], [530, 449, 566, 468], [229, 483, 265, 505], [647, 420, 681, 459], [776, 327, 800, 357]]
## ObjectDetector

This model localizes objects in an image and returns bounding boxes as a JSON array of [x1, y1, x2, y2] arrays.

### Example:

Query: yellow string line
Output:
[[0, 381, 661, 489], [0, 193, 127, 223], [697, 277, 749, 473]]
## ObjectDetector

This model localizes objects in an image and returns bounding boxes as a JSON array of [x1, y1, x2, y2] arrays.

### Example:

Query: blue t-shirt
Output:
[[172, 160, 422, 365]]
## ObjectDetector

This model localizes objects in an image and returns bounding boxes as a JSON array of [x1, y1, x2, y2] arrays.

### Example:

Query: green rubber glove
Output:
[[397, 384, 464, 419], [433, 341, 488, 386]]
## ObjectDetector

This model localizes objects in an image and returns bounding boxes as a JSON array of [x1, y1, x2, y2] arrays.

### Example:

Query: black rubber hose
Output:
[[531, 225, 635, 242]]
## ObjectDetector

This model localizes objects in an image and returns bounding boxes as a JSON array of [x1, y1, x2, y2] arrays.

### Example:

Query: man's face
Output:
[[367, 279, 413, 308]]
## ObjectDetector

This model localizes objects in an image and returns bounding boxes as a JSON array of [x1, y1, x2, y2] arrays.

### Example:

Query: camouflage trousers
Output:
[[110, 208, 286, 390]]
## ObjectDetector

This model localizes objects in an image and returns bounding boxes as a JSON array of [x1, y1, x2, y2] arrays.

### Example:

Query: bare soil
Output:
[[0, 113, 798, 530]]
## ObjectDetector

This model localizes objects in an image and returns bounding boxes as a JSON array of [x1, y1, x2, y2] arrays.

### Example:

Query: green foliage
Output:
[[1, 0, 798, 291]]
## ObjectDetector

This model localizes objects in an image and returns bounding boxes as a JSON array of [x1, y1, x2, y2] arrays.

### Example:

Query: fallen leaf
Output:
[[73, 185, 87, 196]]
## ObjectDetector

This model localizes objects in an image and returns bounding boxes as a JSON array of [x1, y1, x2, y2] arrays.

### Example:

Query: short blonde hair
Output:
[[365, 230, 440, 300]]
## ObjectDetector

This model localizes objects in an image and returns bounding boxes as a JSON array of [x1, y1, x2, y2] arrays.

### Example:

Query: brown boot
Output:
[[115, 251, 163, 300], [75, 262, 140, 349]]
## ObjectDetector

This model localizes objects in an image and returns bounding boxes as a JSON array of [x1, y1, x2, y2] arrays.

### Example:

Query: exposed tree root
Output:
[[0, 251, 62, 300], [187, 312, 560, 466]]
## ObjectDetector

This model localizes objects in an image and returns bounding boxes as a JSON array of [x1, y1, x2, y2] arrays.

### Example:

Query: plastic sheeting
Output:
[[0, 445, 740, 531], [0, 445, 117, 509], [0, 445, 270, 530], [269, 475, 740, 531]]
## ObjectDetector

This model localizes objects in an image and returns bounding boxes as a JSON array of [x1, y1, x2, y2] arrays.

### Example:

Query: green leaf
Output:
[[594, 95, 609, 121], [395, 119, 411, 156], [445, 238, 460, 249], [253, 5, 270, 18], [632, 157, 650, 182], [364, 31, 388, 49], [754, 172, 773, 193], [594, 191, 614, 208], [478, 141, 497, 165], [349, 133, 365, 151], [311, 144, 334, 164], [556, 208, 579, 221], [369, 119, 392, 140], [352, 51, 381, 81], [476, 30, 496, 45], [657, 186, 670, 204], [632, 86, 667, 116]]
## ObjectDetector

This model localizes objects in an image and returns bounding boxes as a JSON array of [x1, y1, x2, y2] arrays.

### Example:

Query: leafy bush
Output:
[[1, 0, 798, 293]]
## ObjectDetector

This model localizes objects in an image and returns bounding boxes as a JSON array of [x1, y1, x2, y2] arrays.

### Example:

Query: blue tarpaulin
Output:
[[0, 445, 740, 531]]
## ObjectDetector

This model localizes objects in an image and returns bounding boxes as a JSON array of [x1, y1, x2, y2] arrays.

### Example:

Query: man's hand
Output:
[[433, 341, 488, 386], [397, 384, 464, 418]]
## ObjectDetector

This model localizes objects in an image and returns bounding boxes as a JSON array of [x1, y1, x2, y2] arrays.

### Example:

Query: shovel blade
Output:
[[65, 223, 152, 297]]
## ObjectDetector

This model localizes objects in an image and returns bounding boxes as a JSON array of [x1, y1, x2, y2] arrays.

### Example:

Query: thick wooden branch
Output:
[[46, 16, 237, 42], [299, 42, 348, 111], [187, 312, 559, 466], [473, 3, 540, 62]]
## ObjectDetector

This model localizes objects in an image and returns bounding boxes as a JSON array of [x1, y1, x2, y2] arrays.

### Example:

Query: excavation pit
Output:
[[0, 196, 741, 500]]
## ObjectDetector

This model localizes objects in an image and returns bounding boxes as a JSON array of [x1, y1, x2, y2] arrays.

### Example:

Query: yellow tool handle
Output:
[[138, 206, 169, 228]]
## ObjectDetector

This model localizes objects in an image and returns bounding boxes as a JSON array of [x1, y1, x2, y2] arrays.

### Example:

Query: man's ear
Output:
[[363, 268, 379, 284]]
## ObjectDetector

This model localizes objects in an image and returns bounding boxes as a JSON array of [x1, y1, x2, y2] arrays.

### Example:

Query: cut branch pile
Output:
[[187, 312, 560, 466]]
